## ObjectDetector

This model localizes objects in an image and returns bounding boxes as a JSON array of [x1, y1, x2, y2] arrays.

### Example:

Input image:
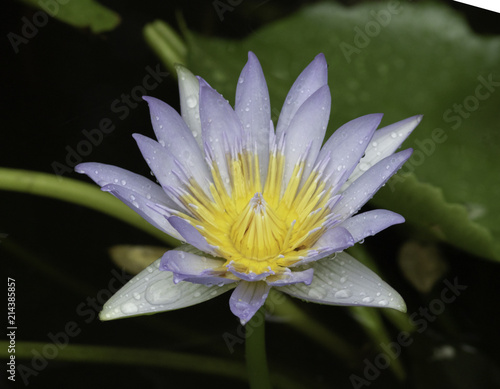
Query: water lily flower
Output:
[[76, 52, 421, 325]]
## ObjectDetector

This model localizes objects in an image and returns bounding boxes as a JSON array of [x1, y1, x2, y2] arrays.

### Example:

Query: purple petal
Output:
[[346, 115, 422, 187], [318, 114, 382, 192], [266, 268, 314, 286], [101, 183, 181, 239], [227, 262, 275, 282], [133, 134, 183, 190], [167, 216, 218, 256], [339, 209, 405, 243], [290, 227, 354, 267], [229, 281, 271, 325], [333, 149, 413, 220], [277, 252, 406, 312], [160, 249, 236, 286], [75, 162, 181, 238], [100, 258, 236, 321], [143, 96, 211, 195], [235, 52, 270, 186], [276, 53, 328, 137], [282, 85, 331, 191], [199, 84, 244, 194], [175, 64, 203, 148], [75, 162, 169, 204]]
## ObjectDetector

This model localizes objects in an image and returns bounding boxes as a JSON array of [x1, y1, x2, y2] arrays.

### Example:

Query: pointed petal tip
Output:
[[74, 162, 91, 174]]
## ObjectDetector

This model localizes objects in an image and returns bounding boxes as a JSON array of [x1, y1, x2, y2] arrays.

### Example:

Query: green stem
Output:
[[266, 289, 359, 363], [4, 341, 247, 381], [143, 20, 187, 76], [0, 168, 178, 246], [246, 306, 272, 389]]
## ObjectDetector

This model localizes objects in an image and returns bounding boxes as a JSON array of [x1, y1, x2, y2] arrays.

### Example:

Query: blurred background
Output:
[[2, 0, 500, 388]]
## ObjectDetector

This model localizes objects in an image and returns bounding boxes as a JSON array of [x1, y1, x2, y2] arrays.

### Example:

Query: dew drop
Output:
[[155, 116, 159, 121], [145, 280, 181, 304], [193, 291, 201, 298], [390, 132, 397, 139], [121, 302, 139, 314], [132, 201, 139, 208], [120, 179, 127, 185], [334, 289, 352, 299], [378, 299, 388, 307], [340, 276, 347, 284], [186, 96, 197, 108], [362, 296, 374, 303], [133, 292, 141, 300]]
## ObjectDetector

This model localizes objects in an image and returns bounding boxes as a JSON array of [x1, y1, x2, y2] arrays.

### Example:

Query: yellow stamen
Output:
[[175, 146, 334, 276]]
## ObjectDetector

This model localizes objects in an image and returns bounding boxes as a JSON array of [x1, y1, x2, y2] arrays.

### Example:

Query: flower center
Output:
[[230, 193, 286, 261], [171, 140, 335, 276]]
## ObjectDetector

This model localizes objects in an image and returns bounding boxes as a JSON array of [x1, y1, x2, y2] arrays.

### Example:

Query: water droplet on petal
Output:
[[121, 302, 139, 314], [186, 96, 197, 108], [334, 289, 352, 299], [378, 299, 388, 306], [390, 132, 397, 139], [362, 296, 374, 303], [121, 179, 127, 185], [145, 280, 181, 304]]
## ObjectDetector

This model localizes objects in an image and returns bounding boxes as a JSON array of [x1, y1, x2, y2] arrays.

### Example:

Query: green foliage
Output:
[[20, 0, 120, 33]]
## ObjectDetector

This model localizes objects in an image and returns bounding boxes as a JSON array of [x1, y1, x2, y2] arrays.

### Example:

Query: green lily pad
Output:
[[184, 2, 500, 261], [21, 0, 120, 33]]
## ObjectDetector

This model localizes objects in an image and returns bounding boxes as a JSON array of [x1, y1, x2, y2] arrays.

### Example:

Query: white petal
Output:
[[176, 64, 203, 149], [100, 259, 235, 321], [277, 252, 406, 312]]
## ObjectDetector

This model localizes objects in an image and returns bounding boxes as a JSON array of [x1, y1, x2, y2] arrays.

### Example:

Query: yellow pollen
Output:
[[176, 147, 333, 276]]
